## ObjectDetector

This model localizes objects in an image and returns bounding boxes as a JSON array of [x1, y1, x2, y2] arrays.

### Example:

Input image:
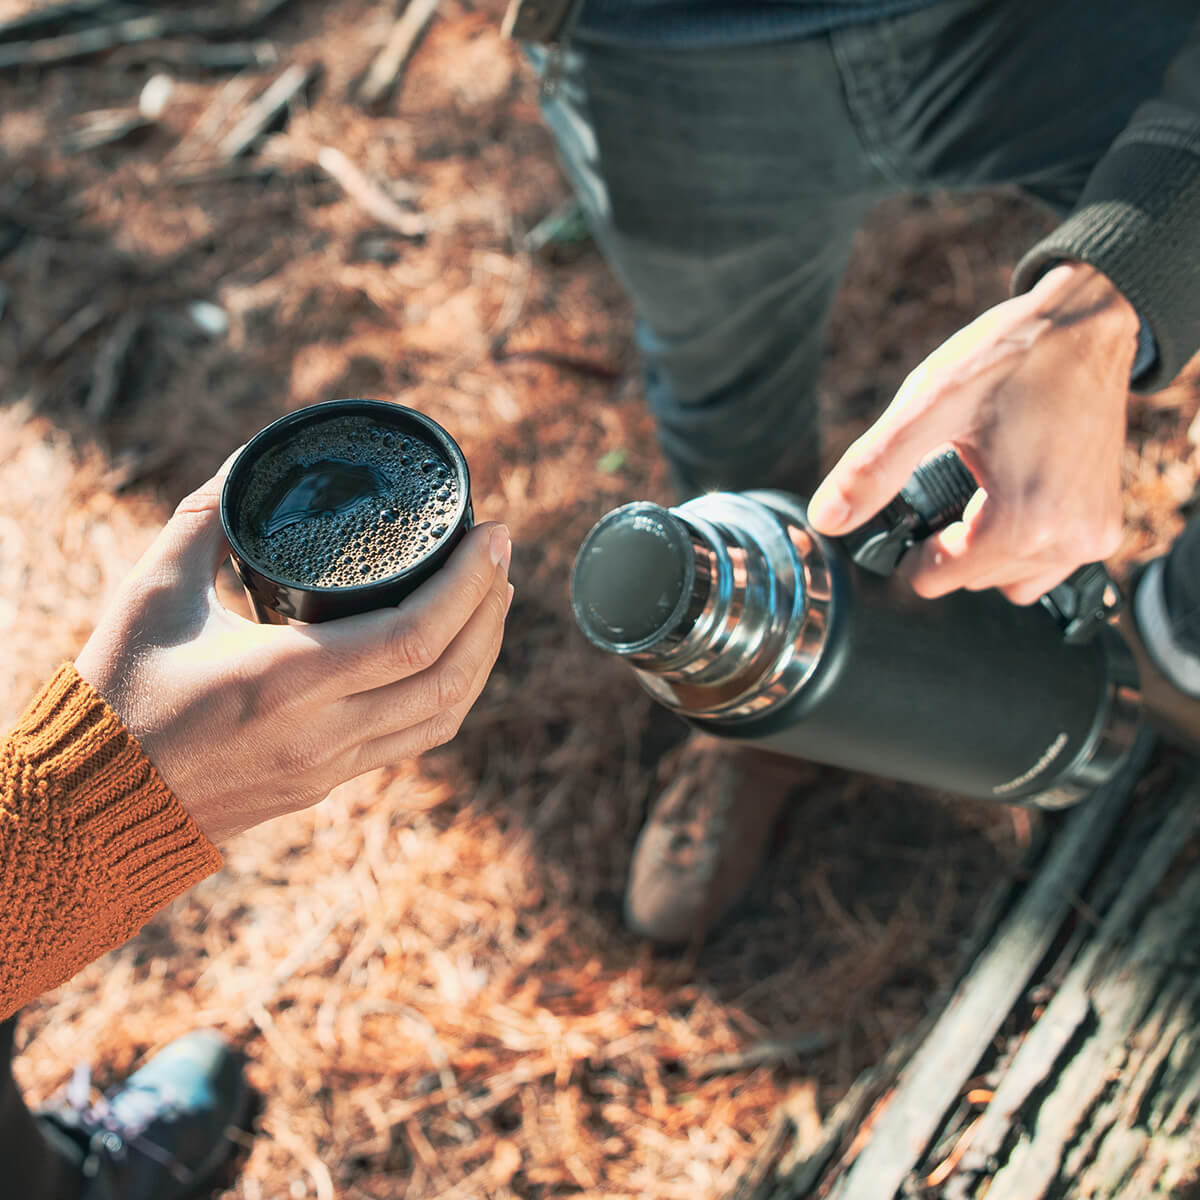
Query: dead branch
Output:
[[62, 108, 151, 154], [0, 0, 296, 71], [0, 0, 111, 43], [314, 145, 428, 237], [85, 311, 142, 421], [357, 0, 441, 106], [690, 1032, 832, 1080], [43, 301, 107, 360], [820, 741, 1148, 1200], [218, 62, 315, 160], [109, 39, 279, 71]]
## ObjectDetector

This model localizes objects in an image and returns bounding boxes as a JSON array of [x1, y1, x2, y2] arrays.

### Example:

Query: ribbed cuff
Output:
[[1, 665, 222, 1017], [1012, 134, 1200, 393], [13, 664, 223, 920]]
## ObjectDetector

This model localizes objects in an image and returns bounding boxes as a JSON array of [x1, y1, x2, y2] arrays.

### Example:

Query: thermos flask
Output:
[[570, 454, 1141, 808]]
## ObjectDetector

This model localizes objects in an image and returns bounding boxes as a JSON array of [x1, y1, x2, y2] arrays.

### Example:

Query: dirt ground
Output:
[[2, 2, 1198, 1197]]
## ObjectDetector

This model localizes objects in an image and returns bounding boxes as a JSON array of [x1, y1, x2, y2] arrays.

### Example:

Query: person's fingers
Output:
[[344, 581, 510, 776], [133, 447, 245, 595], [908, 513, 1080, 603], [903, 504, 1024, 597], [999, 569, 1075, 607], [333, 559, 510, 739], [290, 522, 511, 697], [807, 366, 971, 536]]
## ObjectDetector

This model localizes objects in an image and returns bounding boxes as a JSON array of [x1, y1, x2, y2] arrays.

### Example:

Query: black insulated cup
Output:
[[220, 398, 473, 624], [570, 456, 1141, 808]]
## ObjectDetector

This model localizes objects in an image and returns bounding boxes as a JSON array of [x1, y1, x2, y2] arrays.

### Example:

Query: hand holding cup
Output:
[[75, 452, 512, 845]]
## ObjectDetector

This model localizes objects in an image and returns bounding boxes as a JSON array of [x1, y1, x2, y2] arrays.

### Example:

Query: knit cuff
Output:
[[1012, 134, 1200, 393], [2, 665, 221, 1017]]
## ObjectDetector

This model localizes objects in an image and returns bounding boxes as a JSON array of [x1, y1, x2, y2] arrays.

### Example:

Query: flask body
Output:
[[571, 490, 1140, 807]]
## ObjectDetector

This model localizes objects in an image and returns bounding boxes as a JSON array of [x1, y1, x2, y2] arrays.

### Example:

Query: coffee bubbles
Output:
[[221, 399, 473, 624], [235, 415, 460, 589]]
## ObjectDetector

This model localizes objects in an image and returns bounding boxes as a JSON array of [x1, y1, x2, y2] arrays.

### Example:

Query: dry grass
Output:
[[2, 2, 1198, 1197]]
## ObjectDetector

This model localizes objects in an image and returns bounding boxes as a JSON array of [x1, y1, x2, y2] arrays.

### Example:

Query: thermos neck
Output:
[[570, 494, 833, 719]]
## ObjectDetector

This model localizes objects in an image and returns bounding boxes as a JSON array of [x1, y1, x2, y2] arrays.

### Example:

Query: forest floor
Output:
[[2, 2, 1198, 1197]]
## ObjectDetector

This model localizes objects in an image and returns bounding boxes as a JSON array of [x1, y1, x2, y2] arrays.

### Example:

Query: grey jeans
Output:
[[534, 0, 1200, 653], [535, 0, 1192, 492]]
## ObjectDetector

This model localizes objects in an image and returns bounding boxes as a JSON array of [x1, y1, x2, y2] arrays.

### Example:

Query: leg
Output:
[[828, 0, 1195, 207], [1126, 518, 1200, 731], [1160, 517, 1200, 661], [534, 37, 884, 494], [0, 1017, 81, 1200], [532, 36, 887, 941]]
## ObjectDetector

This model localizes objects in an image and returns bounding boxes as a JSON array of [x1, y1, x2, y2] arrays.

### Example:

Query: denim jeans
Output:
[[533, 0, 1200, 651]]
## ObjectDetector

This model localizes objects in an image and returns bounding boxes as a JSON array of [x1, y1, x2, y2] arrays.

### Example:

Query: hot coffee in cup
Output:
[[221, 399, 473, 623]]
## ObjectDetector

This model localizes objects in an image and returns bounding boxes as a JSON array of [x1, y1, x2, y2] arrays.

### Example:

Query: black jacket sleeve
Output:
[[1012, 19, 1200, 392]]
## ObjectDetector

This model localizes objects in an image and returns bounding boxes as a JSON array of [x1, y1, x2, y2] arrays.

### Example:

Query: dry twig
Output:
[[218, 62, 315, 160], [85, 310, 142, 421], [0, 0, 295, 70], [358, 0, 441, 105], [314, 145, 428, 237], [690, 1032, 832, 1080]]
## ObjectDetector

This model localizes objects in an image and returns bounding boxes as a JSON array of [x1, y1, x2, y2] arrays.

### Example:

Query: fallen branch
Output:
[[218, 62, 315, 160], [43, 301, 106, 361], [314, 145, 428, 237], [85, 311, 142, 421], [0, 0, 296, 71], [0, 0, 111, 43], [357, 0, 441, 106], [62, 108, 151, 154], [109, 38, 279, 71], [690, 1032, 831, 1080], [822, 739, 1150, 1200]]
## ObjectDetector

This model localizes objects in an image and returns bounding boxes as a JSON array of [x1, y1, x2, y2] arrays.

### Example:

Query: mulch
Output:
[[1, 2, 1197, 1196]]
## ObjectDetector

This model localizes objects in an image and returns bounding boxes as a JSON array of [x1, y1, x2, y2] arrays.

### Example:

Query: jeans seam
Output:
[[828, 27, 910, 189]]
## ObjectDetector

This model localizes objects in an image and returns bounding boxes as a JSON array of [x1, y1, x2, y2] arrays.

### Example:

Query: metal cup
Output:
[[220, 398, 473, 624]]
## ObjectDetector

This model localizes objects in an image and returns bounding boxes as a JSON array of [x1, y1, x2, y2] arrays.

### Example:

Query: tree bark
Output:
[[745, 735, 1200, 1199]]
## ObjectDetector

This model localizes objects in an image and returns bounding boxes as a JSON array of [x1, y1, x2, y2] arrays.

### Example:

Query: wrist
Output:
[[1029, 260, 1140, 356]]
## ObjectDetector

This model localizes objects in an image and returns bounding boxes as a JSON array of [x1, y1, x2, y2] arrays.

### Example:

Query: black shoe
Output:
[[38, 1030, 250, 1200]]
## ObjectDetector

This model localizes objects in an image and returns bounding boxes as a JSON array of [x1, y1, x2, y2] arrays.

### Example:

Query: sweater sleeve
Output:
[[0, 664, 222, 1021], [1012, 19, 1200, 393]]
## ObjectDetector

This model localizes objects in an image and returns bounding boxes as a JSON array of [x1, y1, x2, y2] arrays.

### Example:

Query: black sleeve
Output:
[[1012, 19, 1200, 392]]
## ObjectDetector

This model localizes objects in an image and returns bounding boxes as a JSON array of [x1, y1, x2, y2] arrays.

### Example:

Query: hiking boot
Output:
[[624, 734, 801, 944], [38, 1030, 251, 1200], [1118, 557, 1200, 752]]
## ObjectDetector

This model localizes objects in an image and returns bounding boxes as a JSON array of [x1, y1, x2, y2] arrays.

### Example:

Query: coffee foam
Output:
[[235, 414, 460, 588]]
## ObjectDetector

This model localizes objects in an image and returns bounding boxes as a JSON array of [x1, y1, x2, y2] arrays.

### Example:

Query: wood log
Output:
[[744, 734, 1200, 1198]]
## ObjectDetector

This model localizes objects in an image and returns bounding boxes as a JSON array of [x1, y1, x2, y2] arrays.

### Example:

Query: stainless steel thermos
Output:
[[570, 455, 1141, 808]]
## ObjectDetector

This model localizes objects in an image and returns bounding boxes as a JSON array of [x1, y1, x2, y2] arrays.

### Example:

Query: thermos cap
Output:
[[571, 502, 696, 652]]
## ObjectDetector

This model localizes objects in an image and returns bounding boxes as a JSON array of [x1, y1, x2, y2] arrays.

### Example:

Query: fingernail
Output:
[[504, 582, 514, 614], [490, 525, 511, 568], [808, 488, 851, 532]]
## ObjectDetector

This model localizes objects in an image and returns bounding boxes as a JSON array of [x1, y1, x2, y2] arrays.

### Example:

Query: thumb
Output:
[[808, 373, 962, 536], [142, 447, 244, 594]]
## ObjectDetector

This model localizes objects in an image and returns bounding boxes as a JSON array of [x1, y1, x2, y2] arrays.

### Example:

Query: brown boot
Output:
[[623, 734, 802, 944]]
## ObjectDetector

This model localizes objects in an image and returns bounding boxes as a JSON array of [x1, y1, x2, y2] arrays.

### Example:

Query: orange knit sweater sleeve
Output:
[[0, 664, 222, 1020]]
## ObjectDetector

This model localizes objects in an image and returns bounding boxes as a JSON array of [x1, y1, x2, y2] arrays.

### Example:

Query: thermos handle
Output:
[[840, 450, 1121, 643]]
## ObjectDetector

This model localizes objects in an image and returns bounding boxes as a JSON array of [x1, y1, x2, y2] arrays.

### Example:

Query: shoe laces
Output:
[[64, 1061, 194, 1186]]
